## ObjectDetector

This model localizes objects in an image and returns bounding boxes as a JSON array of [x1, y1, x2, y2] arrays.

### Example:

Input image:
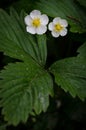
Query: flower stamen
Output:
[[54, 24, 63, 32], [32, 18, 41, 27]]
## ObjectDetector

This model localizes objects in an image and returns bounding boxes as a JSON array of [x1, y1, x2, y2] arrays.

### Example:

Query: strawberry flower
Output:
[[48, 17, 68, 38], [24, 10, 49, 35]]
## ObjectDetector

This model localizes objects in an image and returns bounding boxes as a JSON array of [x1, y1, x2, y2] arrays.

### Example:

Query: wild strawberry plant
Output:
[[0, 0, 86, 129]]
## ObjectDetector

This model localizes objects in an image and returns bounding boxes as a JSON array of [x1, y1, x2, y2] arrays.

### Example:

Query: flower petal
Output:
[[53, 17, 61, 24], [24, 15, 32, 26], [60, 28, 67, 36], [40, 14, 49, 25], [48, 22, 54, 31], [30, 10, 41, 18], [26, 26, 36, 34], [51, 31, 60, 38], [59, 19, 68, 27], [36, 25, 47, 34]]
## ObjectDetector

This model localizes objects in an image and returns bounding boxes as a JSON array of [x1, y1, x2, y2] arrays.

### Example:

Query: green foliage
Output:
[[50, 42, 86, 100], [0, 8, 53, 125], [0, 62, 53, 125], [11, 0, 35, 13], [35, 0, 86, 33], [77, 42, 86, 57]]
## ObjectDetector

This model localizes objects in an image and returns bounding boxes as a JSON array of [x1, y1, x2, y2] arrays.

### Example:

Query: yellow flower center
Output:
[[54, 23, 63, 32], [32, 18, 41, 27]]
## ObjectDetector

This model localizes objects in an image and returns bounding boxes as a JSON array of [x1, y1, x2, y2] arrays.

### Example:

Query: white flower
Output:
[[48, 17, 68, 38], [24, 10, 49, 35]]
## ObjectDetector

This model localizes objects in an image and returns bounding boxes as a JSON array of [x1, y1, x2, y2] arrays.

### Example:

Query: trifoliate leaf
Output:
[[49, 43, 86, 100], [35, 0, 86, 33]]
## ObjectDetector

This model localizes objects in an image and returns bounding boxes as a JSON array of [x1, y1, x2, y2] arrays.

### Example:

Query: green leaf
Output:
[[77, 42, 86, 57], [49, 43, 86, 100], [35, 0, 86, 33], [0, 8, 53, 125], [0, 8, 47, 66], [11, 0, 35, 13], [0, 61, 53, 125]]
